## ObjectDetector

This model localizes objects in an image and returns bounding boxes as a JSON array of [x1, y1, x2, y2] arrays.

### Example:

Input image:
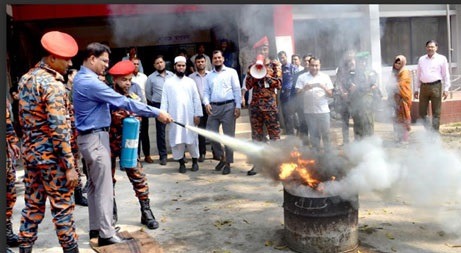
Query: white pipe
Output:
[[447, 4, 452, 74]]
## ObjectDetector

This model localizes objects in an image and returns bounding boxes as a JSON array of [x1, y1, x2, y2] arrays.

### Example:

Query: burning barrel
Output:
[[283, 189, 359, 253]]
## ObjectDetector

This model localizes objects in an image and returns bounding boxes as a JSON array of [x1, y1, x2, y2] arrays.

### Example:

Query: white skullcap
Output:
[[174, 56, 187, 64]]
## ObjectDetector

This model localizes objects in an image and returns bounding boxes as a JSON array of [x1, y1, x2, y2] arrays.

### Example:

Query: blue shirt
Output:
[[280, 63, 297, 102], [203, 65, 241, 109], [73, 66, 161, 131], [145, 70, 175, 103]]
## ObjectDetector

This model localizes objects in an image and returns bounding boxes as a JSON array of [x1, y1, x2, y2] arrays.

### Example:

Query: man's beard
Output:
[[157, 67, 166, 73], [214, 64, 223, 72], [176, 71, 185, 78]]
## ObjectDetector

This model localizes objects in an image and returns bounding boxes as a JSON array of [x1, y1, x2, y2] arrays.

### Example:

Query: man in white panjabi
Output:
[[160, 56, 203, 173]]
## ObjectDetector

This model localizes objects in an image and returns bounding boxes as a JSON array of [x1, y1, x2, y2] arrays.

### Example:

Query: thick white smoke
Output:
[[319, 133, 461, 236]]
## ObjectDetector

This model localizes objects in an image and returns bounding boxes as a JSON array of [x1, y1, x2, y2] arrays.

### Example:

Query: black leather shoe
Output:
[[191, 162, 199, 172], [159, 157, 167, 166], [198, 154, 205, 162], [98, 234, 129, 247], [89, 230, 99, 239], [222, 163, 231, 175], [215, 161, 226, 171], [179, 163, 186, 173], [247, 167, 257, 176]]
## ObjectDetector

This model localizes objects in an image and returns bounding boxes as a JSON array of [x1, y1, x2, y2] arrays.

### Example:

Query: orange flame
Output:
[[278, 149, 320, 189]]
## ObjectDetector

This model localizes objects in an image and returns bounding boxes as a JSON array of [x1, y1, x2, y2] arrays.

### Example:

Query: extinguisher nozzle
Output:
[[173, 121, 186, 128]]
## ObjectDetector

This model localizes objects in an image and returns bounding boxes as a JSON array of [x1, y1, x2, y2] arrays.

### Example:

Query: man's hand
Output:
[[304, 83, 315, 91], [194, 116, 200, 126], [414, 91, 419, 100], [157, 110, 174, 124], [241, 96, 246, 108], [443, 91, 449, 100], [205, 104, 213, 115], [234, 108, 241, 119], [66, 168, 79, 189]]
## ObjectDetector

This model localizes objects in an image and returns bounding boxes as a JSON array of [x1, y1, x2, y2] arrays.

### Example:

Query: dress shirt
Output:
[[417, 52, 451, 91], [145, 70, 175, 103], [131, 71, 148, 103], [295, 65, 305, 73], [189, 71, 210, 104], [73, 66, 161, 132], [295, 71, 333, 114], [203, 65, 242, 108]]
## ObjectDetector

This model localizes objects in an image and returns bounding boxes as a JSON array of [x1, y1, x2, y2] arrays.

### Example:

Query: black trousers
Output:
[[137, 116, 151, 157], [150, 101, 167, 159], [198, 104, 208, 155]]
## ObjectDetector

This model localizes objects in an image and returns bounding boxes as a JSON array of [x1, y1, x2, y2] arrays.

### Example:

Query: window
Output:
[[293, 18, 366, 70], [380, 16, 448, 66]]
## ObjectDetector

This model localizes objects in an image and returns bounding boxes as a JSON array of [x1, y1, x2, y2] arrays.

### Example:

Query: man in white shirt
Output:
[[414, 40, 451, 132], [295, 57, 334, 152], [203, 50, 242, 175], [161, 56, 203, 173]]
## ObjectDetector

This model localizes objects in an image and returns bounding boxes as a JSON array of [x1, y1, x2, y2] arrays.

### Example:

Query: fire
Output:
[[278, 149, 335, 190]]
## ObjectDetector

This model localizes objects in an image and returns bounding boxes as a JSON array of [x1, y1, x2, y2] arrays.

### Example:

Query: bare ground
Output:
[[8, 115, 461, 253]]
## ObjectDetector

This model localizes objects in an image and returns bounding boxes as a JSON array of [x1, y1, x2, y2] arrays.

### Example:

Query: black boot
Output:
[[112, 198, 118, 226], [19, 246, 32, 253], [247, 166, 257, 176], [140, 199, 159, 229], [178, 158, 186, 173], [191, 158, 199, 172], [74, 186, 88, 206], [6, 220, 19, 247], [63, 245, 79, 253]]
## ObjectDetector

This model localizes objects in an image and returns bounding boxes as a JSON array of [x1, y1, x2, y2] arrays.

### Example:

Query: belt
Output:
[[210, 99, 234, 106], [79, 127, 109, 136], [422, 80, 441, 85]]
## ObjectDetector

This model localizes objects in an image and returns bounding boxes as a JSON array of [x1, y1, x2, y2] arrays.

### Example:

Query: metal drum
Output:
[[283, 189, 359, 253]]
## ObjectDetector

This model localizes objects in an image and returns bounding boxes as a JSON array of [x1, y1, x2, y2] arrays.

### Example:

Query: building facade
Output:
[[6, 4, 461, 91]]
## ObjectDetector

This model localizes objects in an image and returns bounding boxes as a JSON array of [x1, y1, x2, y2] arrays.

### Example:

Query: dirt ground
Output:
[[7, 111, 461, 253]]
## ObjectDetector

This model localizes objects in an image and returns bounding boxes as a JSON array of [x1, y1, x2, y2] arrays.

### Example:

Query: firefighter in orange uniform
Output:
[[17, 31, 79, 253], [106, 60, 159, 232], [6, 99, 20, 252], [245, 36, 282, 176]]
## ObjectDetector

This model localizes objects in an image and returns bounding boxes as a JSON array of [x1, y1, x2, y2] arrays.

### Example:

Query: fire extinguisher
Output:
[[120, 116, 140, 169]]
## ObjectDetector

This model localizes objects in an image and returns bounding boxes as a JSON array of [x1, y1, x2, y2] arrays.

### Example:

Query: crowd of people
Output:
[[6, 29, 451, 252]]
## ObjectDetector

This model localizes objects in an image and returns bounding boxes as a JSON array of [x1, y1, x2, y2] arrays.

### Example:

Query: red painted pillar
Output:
[[273, 5, 295, 58]]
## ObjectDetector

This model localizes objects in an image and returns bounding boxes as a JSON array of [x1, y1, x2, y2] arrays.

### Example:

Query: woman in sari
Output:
[[392, 55, 413, 143]]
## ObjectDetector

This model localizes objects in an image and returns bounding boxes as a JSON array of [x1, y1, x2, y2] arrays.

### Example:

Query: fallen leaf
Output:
[[243, 219, 250, 224], [265, 240, 273, 246], [274, 245, 288, 250], [214, 219, 233, 229], [385, 232, 395, 240], [391, 247, 397, 252]]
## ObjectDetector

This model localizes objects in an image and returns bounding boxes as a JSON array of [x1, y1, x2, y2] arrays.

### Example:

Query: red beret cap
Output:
[[253, 36, 269, 49], [108, 60, 135, 76], [41, 31, 78, 58]]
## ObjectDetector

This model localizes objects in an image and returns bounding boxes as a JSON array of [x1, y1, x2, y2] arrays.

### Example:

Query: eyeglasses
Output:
[[98, 57, 109, 64]]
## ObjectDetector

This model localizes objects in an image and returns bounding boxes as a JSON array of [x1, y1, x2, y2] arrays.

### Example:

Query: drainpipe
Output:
[[447, 4, 452, 74]]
